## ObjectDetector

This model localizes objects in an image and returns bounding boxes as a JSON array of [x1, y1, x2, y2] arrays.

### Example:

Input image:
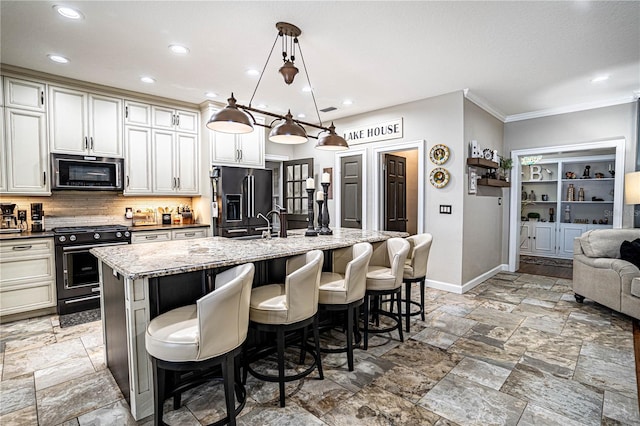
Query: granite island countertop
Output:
[[91, 228, 407, 280]]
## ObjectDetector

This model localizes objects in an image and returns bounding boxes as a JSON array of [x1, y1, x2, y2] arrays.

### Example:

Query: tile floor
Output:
[[1, 272, 639, 425]]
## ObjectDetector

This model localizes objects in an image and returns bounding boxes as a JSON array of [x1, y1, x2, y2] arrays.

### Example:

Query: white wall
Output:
[[504, 102, 638, 227], [293, 91, 470, 290], [463, 99, 507, 284]]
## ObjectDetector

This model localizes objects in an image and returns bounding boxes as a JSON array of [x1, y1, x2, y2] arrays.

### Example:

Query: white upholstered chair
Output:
[[318, 242, 373, 370], [145, 263, 255, 426], [245, 250, 324, 407], [363, 238, 410, 350], [402, 233, 433, 331]]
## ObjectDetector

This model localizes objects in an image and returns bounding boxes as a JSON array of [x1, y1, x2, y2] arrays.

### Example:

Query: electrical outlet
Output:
[[439, 205, 452, 214]]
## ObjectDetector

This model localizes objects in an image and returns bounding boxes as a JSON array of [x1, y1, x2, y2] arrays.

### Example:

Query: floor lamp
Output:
[[625, 171, 640, 228]]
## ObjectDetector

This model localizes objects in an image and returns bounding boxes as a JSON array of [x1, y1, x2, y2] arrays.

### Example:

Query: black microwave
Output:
[[51, 153, 124, 190]]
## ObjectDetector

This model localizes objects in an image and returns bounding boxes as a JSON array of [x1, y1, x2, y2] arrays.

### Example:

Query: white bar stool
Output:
[[402, 233, 433, 331]]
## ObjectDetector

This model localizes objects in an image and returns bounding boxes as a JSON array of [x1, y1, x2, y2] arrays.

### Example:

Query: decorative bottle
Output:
[[529, 190, 536, 201], [578, 187, 584, 202], [567, 184, 575, 201]]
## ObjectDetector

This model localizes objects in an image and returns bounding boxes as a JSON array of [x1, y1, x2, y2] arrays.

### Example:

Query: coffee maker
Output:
[[1, 203, 18, 231], [31, 203, 44, 232]]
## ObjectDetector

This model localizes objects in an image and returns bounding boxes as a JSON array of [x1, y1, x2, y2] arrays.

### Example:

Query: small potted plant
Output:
[[527, 212, 541, 222], [499, 156, 513, 182]]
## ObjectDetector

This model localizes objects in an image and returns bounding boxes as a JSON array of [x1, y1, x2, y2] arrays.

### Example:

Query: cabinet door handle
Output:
[[90, 137, 94, 150], [184, 232, 195, 237], [84, 136, 88, 149], [127, 176, 130, 188], [43, 171, 46, 185], [239, 149, 242, 160], [125, 106, 128, 118], [40, 91, 44, 106], [176, 177, 180, 189], [145, 235, 158, 240], [173, 177, 177, 188], [176, 114, 180, 126], [172, 114, 176, 126], [12, 245, 33, 251]]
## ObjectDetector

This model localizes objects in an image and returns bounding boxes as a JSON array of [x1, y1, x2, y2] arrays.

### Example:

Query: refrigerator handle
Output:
[[249, 175, 255, 217]]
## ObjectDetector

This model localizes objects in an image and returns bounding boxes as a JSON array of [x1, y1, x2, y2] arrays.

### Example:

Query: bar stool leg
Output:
[[299, 325, 308, 364], [151, 358, 166, 426], [405, 281, 411, 332], [346, 305, 354, 371], [276, 327, 286, 407], [312, 315, 324, 379], [396, 288, 404, 343], [363, 294, 370, 350], [420, 279, 426, 320], [222, 354, 237, 426]]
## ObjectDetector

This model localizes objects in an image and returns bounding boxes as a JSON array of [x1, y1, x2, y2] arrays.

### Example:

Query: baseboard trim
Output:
[[426, 264, 508, 295]]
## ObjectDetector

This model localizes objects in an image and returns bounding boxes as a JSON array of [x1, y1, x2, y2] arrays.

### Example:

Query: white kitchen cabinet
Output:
[[49, 86, 123, 157], [151, 130, 198, 195], [0, 106, 6, 193], [210, 109, 265, 168], [131, 229, 172, 244], [125, 100, 152, 127], [3, 108, 49, 194], [172, 228, 207, 240], [124, 126, 153, 194], [152, 106, 198, 134], [0, 238, 56, 316], [3, 77, 46, 112], [520, 222, 556, 256]]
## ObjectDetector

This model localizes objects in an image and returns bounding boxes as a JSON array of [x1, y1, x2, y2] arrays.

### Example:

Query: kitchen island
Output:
[[91, 228, 406, 420]]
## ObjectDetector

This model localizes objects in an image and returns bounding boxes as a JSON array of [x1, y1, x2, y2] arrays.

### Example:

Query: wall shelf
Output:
[[467, 158, 498, 169], [477, 178, 510, 187]]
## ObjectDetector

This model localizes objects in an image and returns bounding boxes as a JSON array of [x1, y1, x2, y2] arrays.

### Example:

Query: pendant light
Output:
[[206, 22, 349, 150]]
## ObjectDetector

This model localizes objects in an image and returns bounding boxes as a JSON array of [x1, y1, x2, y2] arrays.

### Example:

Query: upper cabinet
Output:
[[49, 85, 123, 157], [3, 78, 46, 112], [209, 106, 265, 168], [124, 99, 200, 196], [152, 106, 198, 134]]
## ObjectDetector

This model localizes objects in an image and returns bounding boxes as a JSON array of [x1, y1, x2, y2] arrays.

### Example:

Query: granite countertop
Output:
[[91, 228, 408, 280], [0, 223, 208, 241], [0, 230, 55, 241]]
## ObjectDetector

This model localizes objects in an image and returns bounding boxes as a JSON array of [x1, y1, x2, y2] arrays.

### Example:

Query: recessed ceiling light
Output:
[[54, 5, 83, 20], [591, 75, 610, 83], [246, 69, 260, 76], [169, 44, 189, 55], [48, 54, 69, 64], [204, 91, 218, 99], [297, 113, 306, 118], [302, 86, 312, 93], [342, 99, 353, 106], [140, 76, 155, 84]]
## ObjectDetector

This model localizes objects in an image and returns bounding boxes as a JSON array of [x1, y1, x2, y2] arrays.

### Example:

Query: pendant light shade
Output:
[[315, 123, 349, 150], [279, 60, 299, 85], [206, 94, 254, 134], [269, 111, 308, 144]]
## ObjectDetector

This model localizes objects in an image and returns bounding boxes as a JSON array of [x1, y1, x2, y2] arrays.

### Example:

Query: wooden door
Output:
[[385, 153, 407, 232], [282, 158, 313, 229], [340, 155, 362, 229]]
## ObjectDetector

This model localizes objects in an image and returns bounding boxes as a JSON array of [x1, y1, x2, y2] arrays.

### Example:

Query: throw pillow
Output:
[[620, 238, 640, 269]]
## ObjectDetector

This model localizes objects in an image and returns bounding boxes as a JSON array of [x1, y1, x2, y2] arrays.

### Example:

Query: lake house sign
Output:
[[343, 118, 403, 145]]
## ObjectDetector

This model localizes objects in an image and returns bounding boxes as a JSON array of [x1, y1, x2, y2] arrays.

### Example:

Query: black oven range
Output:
[[53, 225, 131, 314]]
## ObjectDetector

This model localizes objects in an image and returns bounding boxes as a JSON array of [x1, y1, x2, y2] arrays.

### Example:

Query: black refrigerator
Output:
[[210, 166, 273, 238]]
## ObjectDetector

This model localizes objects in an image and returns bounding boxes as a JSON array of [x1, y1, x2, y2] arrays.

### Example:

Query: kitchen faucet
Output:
[[257, 213, 272, 239]]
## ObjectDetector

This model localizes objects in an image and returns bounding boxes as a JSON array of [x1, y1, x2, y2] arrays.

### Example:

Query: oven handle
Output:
[[64, 295, 101, 304], [61, 242, 130, 251]]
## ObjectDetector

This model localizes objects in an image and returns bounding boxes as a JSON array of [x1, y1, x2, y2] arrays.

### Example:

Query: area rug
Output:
[[59, 308, 101, 328], [520, 255, 573, 268]]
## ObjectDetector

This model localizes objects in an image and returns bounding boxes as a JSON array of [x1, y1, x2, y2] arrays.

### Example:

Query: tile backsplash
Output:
[[4, 193, 203, 229]]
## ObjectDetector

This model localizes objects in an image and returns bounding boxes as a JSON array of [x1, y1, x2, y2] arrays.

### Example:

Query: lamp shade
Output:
[[624, 171, 640, 204], [315, 123, 349, 151], [268, 111, 308, 144], [206, 95, 253, 134]]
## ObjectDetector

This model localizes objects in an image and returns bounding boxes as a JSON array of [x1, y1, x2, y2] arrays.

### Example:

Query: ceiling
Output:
[[1, 1, 639, 123]]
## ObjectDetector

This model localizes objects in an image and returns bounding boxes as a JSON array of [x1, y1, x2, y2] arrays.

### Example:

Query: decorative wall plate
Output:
[[429, 144, 450, 165], [430, 167, 450, 188]]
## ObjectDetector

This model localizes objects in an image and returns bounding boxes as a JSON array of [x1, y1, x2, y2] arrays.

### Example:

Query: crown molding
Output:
[[504, 95, 637, 123], [463, 89, 507, 122]]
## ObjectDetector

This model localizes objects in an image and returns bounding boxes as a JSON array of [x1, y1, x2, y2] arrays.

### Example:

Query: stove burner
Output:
[[53, 225, 129, 234]]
